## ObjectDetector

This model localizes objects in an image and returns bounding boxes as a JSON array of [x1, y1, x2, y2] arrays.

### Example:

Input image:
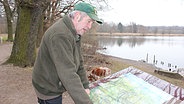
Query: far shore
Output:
[[1, 33, 184, 37], [89, 32, 184, 36]]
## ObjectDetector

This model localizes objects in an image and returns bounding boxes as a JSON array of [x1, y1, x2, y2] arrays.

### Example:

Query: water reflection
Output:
[[98, 36, 180, 48], [96, 36, 184, 69]]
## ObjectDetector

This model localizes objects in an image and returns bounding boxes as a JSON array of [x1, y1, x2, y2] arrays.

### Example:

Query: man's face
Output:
[[75, 15, 94, 35]]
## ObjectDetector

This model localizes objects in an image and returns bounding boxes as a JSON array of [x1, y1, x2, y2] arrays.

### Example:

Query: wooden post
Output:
[[153, 55, 155, 64], [146, 53, 148, 62]]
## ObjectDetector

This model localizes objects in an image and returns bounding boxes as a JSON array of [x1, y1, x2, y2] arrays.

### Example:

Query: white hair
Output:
[[69, 10, 88, 21]]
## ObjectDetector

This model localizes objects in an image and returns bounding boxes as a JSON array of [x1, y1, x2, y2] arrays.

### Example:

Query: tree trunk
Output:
[[7, 6, 31, 67], [1, 0, 14, 41], [7, 0, 49, 67]]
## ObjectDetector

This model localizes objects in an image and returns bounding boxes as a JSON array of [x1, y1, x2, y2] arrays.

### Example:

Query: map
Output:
[[89, 73, 173, 104]]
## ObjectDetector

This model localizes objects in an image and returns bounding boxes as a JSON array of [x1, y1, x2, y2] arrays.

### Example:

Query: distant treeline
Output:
[[96, 22, 184, 34], [1, 16, 184, 35]]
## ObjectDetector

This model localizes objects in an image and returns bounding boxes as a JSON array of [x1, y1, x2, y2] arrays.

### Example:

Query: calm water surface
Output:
[[97, 36, 184, 70]]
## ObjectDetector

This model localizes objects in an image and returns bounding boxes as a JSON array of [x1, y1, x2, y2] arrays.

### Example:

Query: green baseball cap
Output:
[[74, 2, 103, 24]]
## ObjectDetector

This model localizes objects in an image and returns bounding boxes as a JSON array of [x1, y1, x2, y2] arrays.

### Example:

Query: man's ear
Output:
[[74, 11, 81, 22]]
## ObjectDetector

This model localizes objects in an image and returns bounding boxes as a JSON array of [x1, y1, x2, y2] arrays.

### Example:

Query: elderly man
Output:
[[32, 2, 102, 104]]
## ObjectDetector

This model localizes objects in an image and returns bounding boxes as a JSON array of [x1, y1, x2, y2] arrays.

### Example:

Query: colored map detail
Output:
[[90, 73, 173, 104]]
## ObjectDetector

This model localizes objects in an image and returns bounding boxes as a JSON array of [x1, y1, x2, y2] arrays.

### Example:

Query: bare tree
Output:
[[36, 0, 83, 47], [0, 0, 15, 41], [44, 0, 108, 31], [7, 0, 50, 67]]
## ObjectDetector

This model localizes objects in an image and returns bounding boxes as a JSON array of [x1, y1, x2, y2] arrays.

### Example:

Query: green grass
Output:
[[108, 59, 130, 73], [107, 57, 184, 89], [2, 37, 7, 41], [0, 34, 8, 42]]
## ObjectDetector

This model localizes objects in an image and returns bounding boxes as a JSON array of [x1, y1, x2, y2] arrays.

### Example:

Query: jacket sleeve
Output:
[[77, 59, 90, 89], [49, 35, 92, 104], [76, 41, 90, 89]]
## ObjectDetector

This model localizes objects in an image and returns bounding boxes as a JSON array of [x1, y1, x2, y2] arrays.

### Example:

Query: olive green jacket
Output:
[[32, 15, 92, 104]]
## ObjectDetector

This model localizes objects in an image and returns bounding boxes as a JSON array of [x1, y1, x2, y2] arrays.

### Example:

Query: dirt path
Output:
[[0, 43, 38, 104], [0, 43, 12, 64], [0, 43, 74, 104]]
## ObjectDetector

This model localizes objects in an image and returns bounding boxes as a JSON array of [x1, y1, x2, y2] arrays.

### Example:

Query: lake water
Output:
[[97, 35, 184, 70]]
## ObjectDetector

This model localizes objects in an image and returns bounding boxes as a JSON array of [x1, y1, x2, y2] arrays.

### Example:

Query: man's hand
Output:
[[85, 89, 90, 95]]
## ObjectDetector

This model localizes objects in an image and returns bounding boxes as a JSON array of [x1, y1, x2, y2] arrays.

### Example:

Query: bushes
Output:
[[82, 35, 111, 69]]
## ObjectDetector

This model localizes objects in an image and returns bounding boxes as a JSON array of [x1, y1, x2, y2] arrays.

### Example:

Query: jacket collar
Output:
[[63, 15, 81, 42]]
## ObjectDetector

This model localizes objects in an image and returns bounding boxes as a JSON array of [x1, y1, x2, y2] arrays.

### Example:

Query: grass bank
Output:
[[94, 54, 184, 89]]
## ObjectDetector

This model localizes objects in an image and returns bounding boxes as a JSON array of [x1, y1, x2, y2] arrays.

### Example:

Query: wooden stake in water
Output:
[[146, 53, 148, 62], [153, 55, 155, 64]]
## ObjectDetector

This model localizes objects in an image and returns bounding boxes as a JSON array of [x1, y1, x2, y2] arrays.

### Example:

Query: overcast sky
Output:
[[98, 0, 184, 26]]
